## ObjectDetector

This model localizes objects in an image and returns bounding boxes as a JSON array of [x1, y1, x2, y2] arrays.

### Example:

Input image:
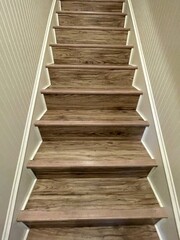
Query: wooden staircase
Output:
[[18, 0, 167, 239]]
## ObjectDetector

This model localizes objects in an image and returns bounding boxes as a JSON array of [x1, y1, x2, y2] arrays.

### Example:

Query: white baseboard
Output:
[[148, 176, 163, 208], [21, 178, 37, 211], [128, 0, 180, 237], [1, 1, 57, 239], [23, 229, 30, 240]]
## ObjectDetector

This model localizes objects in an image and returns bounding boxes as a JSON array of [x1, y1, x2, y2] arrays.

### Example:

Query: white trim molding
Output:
[[1, 1, 57, 239], [127, 0, 180, 237]]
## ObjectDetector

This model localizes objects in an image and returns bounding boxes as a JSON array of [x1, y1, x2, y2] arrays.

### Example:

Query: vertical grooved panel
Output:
[[130, 0, 180, 207], [0, 0, 53, 237]]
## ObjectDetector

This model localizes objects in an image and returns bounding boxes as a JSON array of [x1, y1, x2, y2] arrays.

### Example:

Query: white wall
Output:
[[124, 0, 180, 239], [0, 0, 58, 239]]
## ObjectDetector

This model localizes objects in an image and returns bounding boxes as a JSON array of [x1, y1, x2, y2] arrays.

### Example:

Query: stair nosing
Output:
[[57, 11, 127, 16], [53, 26, 130, 31], [35, 120, 149, 127], [59, 0, 125, 3], [46, 64, 138, 70], [41, 88, 142, 95], [50, 43, 133, 49], [17, 208, 167, 222], [59, 0, 125, 2], [27, 159, 157, 169]]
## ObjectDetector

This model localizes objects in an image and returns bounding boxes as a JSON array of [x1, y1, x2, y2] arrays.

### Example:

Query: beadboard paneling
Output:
[[129, 0, 180, 208], [126, 0, 180, 237], [0, 0, 53, 238]]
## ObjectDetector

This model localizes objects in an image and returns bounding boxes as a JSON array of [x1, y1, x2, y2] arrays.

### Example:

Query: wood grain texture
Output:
[[37, 109, 147, 123], [51, 44, 132, 65], [61, 1, 124, 12], [28, 160, 157, 177], [58, 11, 126, 27], [18, 208, 166, 227], [18, 0, 165, 237], [27, 225, 159, 240], [54, 27, 129, 44], [47, 66, 136, 88], [35, 110, 148, 140], [25, 177, 159, 211], [37, 126, 146, 141], [33, 140, 153, 162], [42, 87, 141, 110], [41, 87, 142, 94], [28, 139, 157, 176]]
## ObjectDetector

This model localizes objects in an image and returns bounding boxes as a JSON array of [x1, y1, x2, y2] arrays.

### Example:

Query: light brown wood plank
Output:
[[28, 139, 155, 176], [61, 1, 124, 12], [18, 207, 167, 227], [37, 126, 146, 141], [50, 44, 132, 48], [58, 11, 127, 15], [36, 109, 147, 123], [47, 64, 137, 69], [28, 138, 156, 176], [42, 87, 141, 110], [58, 11, 126, 27], [47, 65, 136, 88], [25, 176, 159, 211], [54, 26, 129, 44], [41, 87, 142, 94], [28, 159, 157, 168], [28, 159, 157, 177], [35, 110, 148, 140], [51, 44, 132, 65], [61, 0, 125, 1], [27, 225, 160, 240], [33, 140, 152, 161], [44, 94, 140, 110]]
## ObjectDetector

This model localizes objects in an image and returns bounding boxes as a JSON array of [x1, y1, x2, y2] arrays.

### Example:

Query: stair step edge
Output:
[[35, 120, 149, 127], [53, 26, 130, 31], [27, 159, 157, 169], [17, 208, 167, 223], [59, 0, 125, 3], [41, 88, 143, 95], [46, 64, 138, 69], [57, 11, 127, 16], [50, 43, 133, 49]]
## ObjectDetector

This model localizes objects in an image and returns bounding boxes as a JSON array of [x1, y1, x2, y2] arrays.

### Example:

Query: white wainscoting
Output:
[[124, 1, 179, 239], [0, 0, 59, 239]]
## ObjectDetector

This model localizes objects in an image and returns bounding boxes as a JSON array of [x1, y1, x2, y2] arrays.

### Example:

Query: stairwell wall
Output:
[[124, 0, 180, 239], [0, 0, 58, 239]]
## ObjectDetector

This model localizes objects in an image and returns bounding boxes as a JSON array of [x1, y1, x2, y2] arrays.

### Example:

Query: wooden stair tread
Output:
[[58, 11, 126, 28], [27, 225, 160, 240], [47, 64, 138, 69], [28, 140, 155, 174], [35, 110, 148, 127], [32, 140, 152, 162], [41, 87, 142, 95], [50, 43, 133, 49], [18, 208, 166, 227], [51, 43, 132, 65], [24, 176, 160, 211], [26, 176, 158, 208], [60, 0, 125, 2], [47, 65, 136, 89], [57, 10, 127, 16], [61, 1, 124, 13], [53, 26, 130, 31], [28, 159, 157, 169]]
